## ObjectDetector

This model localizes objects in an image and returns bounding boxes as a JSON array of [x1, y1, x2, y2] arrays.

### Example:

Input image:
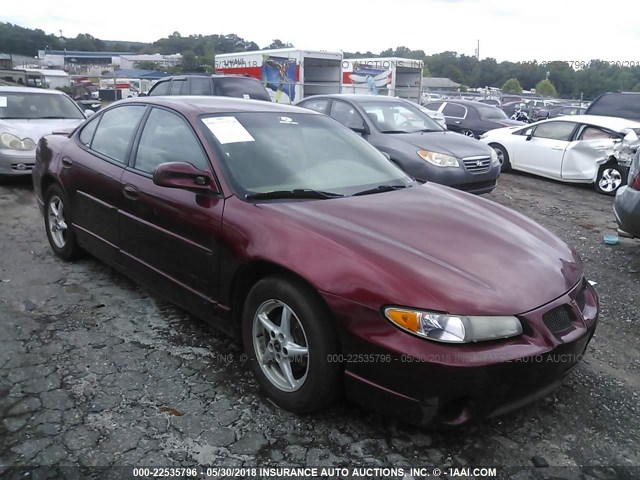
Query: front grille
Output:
[[542, 305, 575, 333], [11, 163, 33, 172], [462, 156, 492, 174]]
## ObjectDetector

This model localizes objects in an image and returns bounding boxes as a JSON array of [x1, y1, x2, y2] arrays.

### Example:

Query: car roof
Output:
[[549, 114, 640, 130], [115, 95, 321, 115], [0, 86, 66, 95], [157, 74, 258, 80], [299, 94, 413, 103]]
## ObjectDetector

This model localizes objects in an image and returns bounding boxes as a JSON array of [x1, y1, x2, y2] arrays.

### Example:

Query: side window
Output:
[[299, 99, 330, 114], [149, 80, 170, 96], [579, 126, 615, 140], [169, 79, 186, 95], [91, 106, 146, 163], [133, 108, 209, 174], [330, 101, 364, 128], [191, 77, 212, 95], [78, 116, 100, 146], [532, 121, 577, 141], [442, 103, 466, 118]]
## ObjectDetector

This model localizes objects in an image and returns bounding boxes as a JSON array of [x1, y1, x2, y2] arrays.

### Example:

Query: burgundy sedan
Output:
[[32, 96, 598, 426]]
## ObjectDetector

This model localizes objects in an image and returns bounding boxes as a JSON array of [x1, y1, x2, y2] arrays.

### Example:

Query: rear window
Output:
[[586, 93, 640, 121], [213, 78, 271, 101]]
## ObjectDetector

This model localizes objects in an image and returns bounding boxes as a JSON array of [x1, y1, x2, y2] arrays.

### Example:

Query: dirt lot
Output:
[[0, 172, 639, 480]]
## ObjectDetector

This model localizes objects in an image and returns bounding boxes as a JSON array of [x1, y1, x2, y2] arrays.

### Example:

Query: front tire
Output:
[[44, 183, 79, 260], [242, 275, 341, 413], [490, 143, 512, 172], [594, 164, 626, 195]]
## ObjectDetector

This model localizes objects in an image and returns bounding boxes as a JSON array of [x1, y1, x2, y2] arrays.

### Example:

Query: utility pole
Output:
[[475, 40, 480, 60]]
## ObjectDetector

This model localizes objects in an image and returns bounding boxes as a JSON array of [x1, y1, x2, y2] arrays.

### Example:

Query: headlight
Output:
[[417, 150, 459, 167], [490, 148, 499, 165], [384, 307, 522, 343], [480, 133, 488, 139], [0, 133, 36, 151]]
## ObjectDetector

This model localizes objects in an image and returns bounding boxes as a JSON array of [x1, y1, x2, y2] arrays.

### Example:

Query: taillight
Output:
[[631, 173, 640, 190]]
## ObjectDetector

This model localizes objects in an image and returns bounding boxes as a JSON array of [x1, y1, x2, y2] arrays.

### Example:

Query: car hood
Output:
[[0, 119, 84, 142], [255, 184, 582, 315], [385, 131, 492, 158]]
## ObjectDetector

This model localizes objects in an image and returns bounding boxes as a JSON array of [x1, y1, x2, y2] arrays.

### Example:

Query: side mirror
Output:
[[525, 128, 533, 140], [84, 109, 95, 118], [380, 151, 391, 160], [153, 162, 218, 193], [346, 121, 366, 134]]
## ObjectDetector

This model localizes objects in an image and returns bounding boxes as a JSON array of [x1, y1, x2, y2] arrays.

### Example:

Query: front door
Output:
[[117, 106, 224, 315]]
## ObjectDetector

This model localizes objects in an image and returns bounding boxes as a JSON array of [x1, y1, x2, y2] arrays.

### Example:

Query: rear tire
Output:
[[44, 183, 79, 260], [490, 143, 512, 172], [242, 275, 341, 413], [594, 164, 626, 195], [461, 129, 476, 138]]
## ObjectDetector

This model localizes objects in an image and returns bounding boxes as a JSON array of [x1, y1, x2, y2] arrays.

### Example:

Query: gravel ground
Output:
[[0, 173, 639, 480]]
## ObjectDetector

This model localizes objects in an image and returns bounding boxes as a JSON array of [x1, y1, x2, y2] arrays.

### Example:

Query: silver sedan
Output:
[[0, 86, 87, 176]]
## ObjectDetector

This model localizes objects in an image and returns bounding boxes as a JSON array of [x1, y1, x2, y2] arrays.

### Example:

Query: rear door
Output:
[[118, 106, 224, 314], [61, 105, 147, 265]]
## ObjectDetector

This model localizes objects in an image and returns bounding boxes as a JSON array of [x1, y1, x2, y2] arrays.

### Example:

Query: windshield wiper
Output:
[[352, 184, 410, 196], [412, 128, 440, 133], [34, 116, 70, 119], [245, 189, 344, 201], [380, 129, 411, 134]]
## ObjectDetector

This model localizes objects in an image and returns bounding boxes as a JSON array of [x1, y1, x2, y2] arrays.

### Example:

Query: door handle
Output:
[[61, 157, 73, 167], [122, 184, 139, 200], [551, 145, 565, 150], [454, 120, 461, 124]]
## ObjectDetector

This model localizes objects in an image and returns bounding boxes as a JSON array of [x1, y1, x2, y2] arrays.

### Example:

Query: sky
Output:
[[3, 0, 640, 63]]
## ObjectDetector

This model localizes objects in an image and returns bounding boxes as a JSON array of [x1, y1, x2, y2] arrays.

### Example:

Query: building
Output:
[[37, 49, 133, 75], [422, 77, 462, 91], [115, 54, 182, 70]]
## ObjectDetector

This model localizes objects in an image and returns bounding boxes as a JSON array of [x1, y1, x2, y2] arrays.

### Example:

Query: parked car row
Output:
[[3, 77, 638, 427]]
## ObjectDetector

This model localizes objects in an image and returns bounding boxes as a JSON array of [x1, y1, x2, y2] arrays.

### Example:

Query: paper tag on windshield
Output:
[[242, 94, 250, 99], [0, 97, 7, 108], [202, 116, 255, 144]]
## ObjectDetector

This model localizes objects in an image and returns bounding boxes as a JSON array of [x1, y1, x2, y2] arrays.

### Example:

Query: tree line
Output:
[[2, 22, 640, 99]]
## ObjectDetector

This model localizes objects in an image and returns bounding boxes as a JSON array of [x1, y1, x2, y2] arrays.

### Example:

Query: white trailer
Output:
[[215, 48, 343, 104], [342, 57, 423, 103], [23, 69, 71, 90]]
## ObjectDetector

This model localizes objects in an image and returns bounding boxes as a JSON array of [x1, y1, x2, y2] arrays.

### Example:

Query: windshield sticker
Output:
[[202, 116, 255, 144], [242, 94, 250, 99], [0, 97, 7, 108], [278, 116, 298, 125]]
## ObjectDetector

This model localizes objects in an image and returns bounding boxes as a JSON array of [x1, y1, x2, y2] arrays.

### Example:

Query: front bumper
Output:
[[613, 185, 640, 238], [413, 161, 501, 195], [0, 150, 36, 176], [323, 278, 598, 426]]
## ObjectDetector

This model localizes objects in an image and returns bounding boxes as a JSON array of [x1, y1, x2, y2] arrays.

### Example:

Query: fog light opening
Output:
[[439, 397, 474, 425]]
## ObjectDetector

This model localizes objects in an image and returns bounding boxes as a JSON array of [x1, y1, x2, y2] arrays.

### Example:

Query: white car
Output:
[[480, 115, 640, 195]]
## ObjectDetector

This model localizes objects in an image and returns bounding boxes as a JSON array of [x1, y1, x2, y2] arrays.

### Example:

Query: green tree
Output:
[[266, 39, 293, 49], [501, 78, 523, 94], [535, 79, 557, 97]]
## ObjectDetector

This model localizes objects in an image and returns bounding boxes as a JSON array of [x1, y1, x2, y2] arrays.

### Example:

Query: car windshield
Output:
[[359, 100, 444, 133], [0, 92, 84, 120], [477, 105, 509, 121], [201, 112, 413, 198]]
